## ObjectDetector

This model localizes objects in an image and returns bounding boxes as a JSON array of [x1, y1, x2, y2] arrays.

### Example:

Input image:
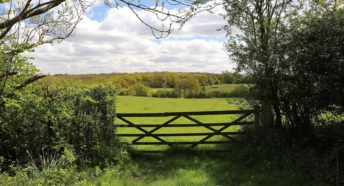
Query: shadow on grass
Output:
[[128, 145, 312, 186]]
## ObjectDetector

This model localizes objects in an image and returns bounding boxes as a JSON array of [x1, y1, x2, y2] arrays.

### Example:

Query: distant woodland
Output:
[[47, 72, 252, 98]]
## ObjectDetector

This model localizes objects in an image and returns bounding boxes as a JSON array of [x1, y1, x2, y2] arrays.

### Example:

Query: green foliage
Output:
[[218, 71, 252, 84], [280, 8, 344, 128], [0, 82, 123, 169], [206, 84, 250, 98], [121, 83, 150, 97], [151, 89, 177, 98], [230, 85, 250, 97], [224, 0, 303, 127], [174, 78, 202, 98], [224, 0, 344, 129], [0, 43, 40, 106], [0, 165, 108, 185]]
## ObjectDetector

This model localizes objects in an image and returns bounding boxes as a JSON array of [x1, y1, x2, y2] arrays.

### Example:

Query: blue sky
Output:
[[30, 1, 233, 74], [88, 3, 109, 21]]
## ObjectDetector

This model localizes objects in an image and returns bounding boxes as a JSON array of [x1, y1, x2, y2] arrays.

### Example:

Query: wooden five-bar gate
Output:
[[116, 106, 260, 149]]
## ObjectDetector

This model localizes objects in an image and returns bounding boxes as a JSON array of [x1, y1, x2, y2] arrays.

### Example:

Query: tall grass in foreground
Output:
[[0, 146, 316, 186]]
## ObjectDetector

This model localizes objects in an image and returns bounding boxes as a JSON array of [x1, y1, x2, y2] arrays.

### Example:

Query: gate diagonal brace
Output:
[[190, 113, 251, 148], [132, 115, 181, 143], [116, 116, 173, 147], [183, 115, 234, 141]]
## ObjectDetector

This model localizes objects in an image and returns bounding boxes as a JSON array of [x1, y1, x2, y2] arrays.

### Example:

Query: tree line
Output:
[[50, 72, 251, 87], [48, 72, 252, 98]]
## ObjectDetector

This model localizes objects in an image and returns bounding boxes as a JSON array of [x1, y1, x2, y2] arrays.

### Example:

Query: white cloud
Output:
[[29, 6, 235, 74]]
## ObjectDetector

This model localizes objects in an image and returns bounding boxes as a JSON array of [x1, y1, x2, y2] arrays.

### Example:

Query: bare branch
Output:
[[0, 0, 66, 30]]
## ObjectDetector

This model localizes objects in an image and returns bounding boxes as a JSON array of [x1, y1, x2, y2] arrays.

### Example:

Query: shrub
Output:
[[0, 82, 124, 169], [129, 83, 150, 96], [229, 85, 249, 98], [119, 83, 150, 97], [151, 89, 177, 98], [206, 91, 232, 98], [206, 85, 250, 98]]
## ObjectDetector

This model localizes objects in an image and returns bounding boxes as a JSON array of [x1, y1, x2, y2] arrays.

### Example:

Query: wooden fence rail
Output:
[[115, 106, 260, 149]]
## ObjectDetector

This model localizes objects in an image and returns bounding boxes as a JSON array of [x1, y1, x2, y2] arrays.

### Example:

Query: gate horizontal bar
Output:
[[117, 132, 243, 137], [116, 110, 256, 117], [128, 149, 233, 153], [116, 122, 254, 128], [128, 141, 234, 145]]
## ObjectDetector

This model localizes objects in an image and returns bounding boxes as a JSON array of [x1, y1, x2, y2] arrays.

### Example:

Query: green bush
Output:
[[151, 89, 177, 98], [129, 83, 150, 96], [229, 85, 249, 98], [119, 83, 150, 97], [206, 91, 229, 98], [0, 82, 124, 170], [206, 85, 250, 98]]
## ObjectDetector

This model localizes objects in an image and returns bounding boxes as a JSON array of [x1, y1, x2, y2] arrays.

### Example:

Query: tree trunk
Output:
[[261, 99, 273, 128], [272, 83, 282, 128], [273, 102, 282, 128]]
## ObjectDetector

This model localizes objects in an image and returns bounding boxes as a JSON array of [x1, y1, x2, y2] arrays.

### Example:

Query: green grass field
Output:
[[116, 96, 237, 113], [116, 96, 248, 151]]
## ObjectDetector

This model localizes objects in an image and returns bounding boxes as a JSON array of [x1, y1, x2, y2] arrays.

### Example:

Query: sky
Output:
[[29, 2, 234, 74]]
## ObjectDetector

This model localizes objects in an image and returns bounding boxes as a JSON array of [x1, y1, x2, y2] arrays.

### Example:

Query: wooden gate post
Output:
[[254, 105, 261, 129], [261, 100, 273, 128]]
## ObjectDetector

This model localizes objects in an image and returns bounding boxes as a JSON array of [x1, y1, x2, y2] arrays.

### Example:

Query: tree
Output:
[[174, 78, 201, 98], [281, 7, 344, 130], [223, 0, 344, 129], [0, 0, 89, 106], [223, 0, 302, 127]]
